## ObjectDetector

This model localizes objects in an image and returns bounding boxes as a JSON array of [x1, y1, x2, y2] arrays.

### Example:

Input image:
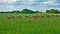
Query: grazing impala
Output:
[[6, 16, 15, 19], [17, 16, 22, 18], [31, 16, 39, 20], [46, 15, 50, 17]]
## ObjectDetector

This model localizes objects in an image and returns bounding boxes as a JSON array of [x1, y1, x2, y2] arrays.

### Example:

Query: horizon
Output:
[[0, 0, 60, 12]]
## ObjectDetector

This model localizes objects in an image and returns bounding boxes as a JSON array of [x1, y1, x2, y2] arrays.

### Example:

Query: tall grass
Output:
[[0, 13, 60, 34]]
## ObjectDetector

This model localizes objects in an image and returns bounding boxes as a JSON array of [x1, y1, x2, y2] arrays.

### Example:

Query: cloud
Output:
[[0, 0, 60, 12], [0, 0, 16, 2], [41, 1, 53, 4], [40, 1, 59, 6], [0, 5, 15, 11], [15, 0, 34, 5]]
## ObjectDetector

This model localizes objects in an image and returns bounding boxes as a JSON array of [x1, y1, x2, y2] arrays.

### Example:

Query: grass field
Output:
[[0, 13, 60, 34]]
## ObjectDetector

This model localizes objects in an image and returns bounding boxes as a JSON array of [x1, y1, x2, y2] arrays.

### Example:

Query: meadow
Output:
[[0, 13, 60, 34]]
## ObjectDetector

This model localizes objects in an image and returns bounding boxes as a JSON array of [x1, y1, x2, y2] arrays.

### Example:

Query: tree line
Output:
[[46, 9, 60, 14], [0, 9, 60, 14], [0, 9, 41, 14]]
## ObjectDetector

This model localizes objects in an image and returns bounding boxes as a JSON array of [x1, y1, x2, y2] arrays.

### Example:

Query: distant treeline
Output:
[[0, 9, 41, 14], [46, 9, 60, 14], [0, 9, 60, 14]]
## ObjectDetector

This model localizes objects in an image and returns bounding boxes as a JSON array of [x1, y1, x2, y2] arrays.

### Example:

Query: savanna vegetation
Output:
[[0, 9, 60, 34], [46, 9, 60, 14], [0, 9, 60, 14]]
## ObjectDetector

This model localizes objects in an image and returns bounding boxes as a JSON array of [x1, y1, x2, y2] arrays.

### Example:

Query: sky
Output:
[[0, 0, 60, 12]]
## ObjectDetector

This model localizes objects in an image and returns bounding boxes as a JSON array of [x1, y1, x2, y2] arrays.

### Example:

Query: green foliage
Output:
[[46, 9, 60, 13], [0, 13, 60, 34], [21, 9, 35, 14], [0, 9, 36, 14], [12, 10, 20, 13], [35, 10, 42, 13], [0, 9, 60, 14], [0, 11, 12, 13]]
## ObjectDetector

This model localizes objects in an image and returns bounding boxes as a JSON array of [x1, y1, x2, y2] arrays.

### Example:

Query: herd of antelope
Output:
[[6, 15, 59, 20]]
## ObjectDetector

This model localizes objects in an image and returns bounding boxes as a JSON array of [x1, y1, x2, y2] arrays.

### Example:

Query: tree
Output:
[[35, 10, 42, 13], [46, 9, 60, 13], [46, 10, 50, 13], [12, 10, 20, 13], [21, 9, 35, 14]]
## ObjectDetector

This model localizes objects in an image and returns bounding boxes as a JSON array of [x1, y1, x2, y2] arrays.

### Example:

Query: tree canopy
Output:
[[46, 9, 60, 13], [21, 9, 35, 14]]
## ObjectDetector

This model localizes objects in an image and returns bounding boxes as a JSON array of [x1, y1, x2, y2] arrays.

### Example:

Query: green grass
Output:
[[0, 13, 60, 34]]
